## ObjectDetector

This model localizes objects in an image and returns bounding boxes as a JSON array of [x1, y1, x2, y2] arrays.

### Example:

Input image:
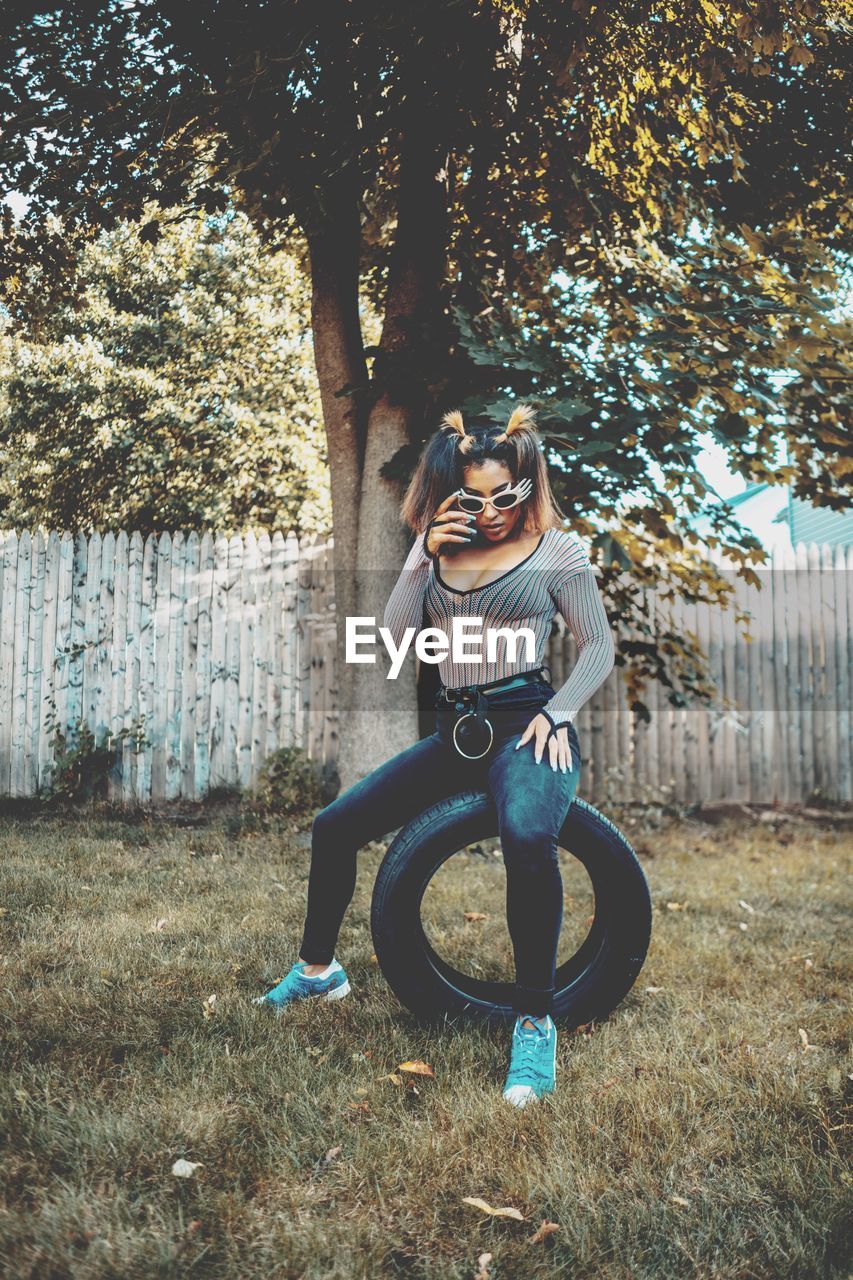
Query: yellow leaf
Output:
[[671, 1194, 690, 1207], [397, 1060, 435, 1077], [529, 1219, 561, 1242], [462, 1197, 525, 1221]]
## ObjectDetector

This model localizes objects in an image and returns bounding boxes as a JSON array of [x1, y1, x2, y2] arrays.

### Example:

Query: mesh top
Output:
[[382, 525, 615, 729]]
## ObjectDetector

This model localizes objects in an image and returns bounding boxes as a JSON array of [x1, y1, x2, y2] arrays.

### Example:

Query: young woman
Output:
[[254, 403, 616, 1109]]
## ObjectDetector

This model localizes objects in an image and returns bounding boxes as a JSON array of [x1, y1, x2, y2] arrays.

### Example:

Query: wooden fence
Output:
[[0, 529, 850, 806]]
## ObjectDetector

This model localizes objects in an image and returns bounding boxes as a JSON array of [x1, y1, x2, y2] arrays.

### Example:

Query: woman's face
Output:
[[459, 460, 526, 544]]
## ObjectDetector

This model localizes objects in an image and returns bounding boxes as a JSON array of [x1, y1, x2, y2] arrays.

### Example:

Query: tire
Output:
[[370, 790, 653, 1030]]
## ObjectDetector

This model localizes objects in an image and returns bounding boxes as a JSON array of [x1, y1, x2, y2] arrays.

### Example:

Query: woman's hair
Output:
[[399, 403, 567, 536]]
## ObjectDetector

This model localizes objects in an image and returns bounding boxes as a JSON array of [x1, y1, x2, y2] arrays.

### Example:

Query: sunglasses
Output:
[[453, 477, 533, 515]]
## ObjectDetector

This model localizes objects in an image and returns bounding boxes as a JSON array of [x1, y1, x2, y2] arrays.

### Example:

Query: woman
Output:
[[254, 403, 616, 1109]]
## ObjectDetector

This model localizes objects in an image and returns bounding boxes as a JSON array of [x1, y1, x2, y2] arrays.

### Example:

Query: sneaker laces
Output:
[[513, 1016, 550, 1071]]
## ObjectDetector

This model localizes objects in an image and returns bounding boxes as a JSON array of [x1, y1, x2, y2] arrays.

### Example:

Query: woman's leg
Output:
[[297, 731, 466, 965], [486, 726, 582, 1016]]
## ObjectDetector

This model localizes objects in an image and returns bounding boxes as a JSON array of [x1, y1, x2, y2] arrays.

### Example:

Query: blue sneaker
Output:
[[252, 959, 351, 1011], [502, 1013, 557, 1107]]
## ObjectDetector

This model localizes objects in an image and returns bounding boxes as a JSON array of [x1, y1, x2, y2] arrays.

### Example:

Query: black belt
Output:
[[438, 666, 551, 760]]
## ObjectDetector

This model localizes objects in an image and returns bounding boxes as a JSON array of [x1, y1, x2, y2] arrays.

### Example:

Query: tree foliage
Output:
[[0, 206, 331, 534], [0, 0, 850, 743]]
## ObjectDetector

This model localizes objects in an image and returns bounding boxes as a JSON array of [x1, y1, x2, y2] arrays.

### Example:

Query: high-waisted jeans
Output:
[[298, 680, 582, 1016]]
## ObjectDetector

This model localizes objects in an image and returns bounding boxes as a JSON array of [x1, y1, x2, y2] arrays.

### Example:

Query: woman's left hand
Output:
[[515, 713, 572, 773]]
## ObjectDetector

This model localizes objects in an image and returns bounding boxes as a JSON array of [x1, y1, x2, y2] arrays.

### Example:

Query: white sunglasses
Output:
[[454, 477, 533, 515]]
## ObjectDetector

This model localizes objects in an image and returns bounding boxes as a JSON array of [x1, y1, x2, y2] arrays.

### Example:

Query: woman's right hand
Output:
[[424, 493, 476, 557]]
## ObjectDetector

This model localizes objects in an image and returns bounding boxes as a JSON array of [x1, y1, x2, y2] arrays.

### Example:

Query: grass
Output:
[[0, 801, 849, 1280]]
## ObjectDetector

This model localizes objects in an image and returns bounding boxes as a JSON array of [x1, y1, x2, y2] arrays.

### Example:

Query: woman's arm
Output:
[[539, 539, 616, 731], [382, 532, 434, 649]]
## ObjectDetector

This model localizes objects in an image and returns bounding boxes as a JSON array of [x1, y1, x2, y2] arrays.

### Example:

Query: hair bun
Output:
[[494, 402, 537, 443], [440, 409, 474, 453]]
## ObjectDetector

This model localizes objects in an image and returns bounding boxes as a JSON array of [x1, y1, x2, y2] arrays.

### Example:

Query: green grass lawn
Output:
[[0, 803, 849, 1279]]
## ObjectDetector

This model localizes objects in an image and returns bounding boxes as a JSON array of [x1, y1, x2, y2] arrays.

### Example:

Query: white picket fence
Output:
[[0, 528, 850, 806], [0, 528, 338, 806]]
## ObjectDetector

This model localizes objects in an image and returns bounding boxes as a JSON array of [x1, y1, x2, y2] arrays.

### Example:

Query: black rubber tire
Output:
[[370, 790, 653, 1030]]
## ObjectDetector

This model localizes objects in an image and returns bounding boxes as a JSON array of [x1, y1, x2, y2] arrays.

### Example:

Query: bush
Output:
[[243, 745, 327, 820]]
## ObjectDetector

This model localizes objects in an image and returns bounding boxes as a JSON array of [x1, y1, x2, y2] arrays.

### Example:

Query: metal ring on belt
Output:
[[443, 667, 550, 760], [452, 710, 494, 760]]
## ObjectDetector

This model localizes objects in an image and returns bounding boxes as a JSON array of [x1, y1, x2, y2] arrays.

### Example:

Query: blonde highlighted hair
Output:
[[399, 403, 567, 537]]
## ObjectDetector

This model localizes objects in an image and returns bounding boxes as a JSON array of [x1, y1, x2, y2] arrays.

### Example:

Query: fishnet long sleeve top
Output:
[[382, 526, 615, 730]]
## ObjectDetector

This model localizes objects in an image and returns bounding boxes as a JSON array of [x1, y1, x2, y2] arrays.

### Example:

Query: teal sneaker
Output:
[[252, 959, 351, 1011], [502, 1013, 557, 1108]]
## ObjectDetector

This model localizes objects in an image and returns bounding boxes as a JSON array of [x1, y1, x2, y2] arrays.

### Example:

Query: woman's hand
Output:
[[515, 713, 572, 773], [424, 493, 476, 557]]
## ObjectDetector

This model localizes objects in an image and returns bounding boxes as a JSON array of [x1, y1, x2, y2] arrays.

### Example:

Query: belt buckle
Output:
[[444, 684, 475, 705]]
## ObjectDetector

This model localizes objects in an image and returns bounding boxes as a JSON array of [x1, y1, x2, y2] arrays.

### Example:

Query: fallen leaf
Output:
[[645, 986, 664, 994], [474, 1251, 493, 1279], [172, 1219, 202, 1258], [379, 1072, 404, 1086], [462, 1197, 524, 1221], [798, 1028, 819, 1051], [529, 1219, 561, 1242], [321, 1146, 342, 1166], [464, 912, 489, 922], [172, 1159, 202, 1178], [738, 899, 755, 914], [397, 1060, 435, 1078], [670, 1195, 690, 1207], [348, 1099, 370, 1112], [202, 994, 217, 1019], [665, 901, 687, 911]]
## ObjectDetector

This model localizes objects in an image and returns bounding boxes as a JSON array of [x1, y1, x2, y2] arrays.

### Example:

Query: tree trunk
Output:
[[310, 101, 453, 792]]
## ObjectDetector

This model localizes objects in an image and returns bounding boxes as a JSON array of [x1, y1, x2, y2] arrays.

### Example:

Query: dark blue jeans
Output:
[[298, 681, 582, 1016]]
